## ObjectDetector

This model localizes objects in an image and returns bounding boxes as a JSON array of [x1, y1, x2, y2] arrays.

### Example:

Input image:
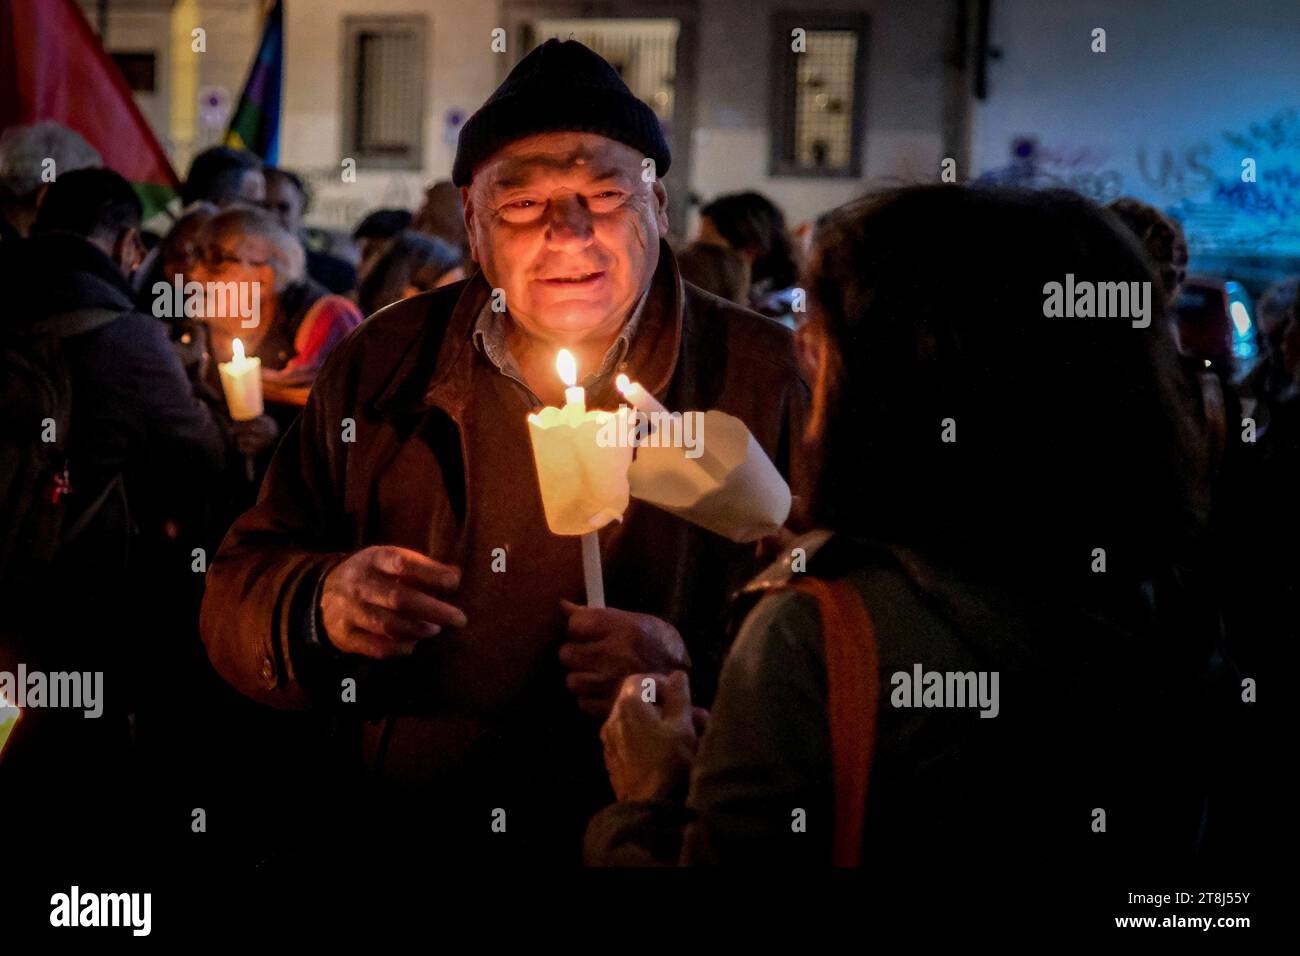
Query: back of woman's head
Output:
[[358, 230, 462, 316], [806, 185, 1200, 590], [675, 240, 751, 304], [700, 191, 799, 290]]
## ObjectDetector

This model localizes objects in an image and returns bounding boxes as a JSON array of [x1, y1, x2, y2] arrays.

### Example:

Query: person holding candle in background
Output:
[[200, 40, 808, 865], [190, 206, 363, 423], [186, 205, 363, 504]]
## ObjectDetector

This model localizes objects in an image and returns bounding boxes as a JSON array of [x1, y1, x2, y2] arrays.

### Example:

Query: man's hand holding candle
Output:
[[558, 599, 690, 718], [320, 545, 468, 658]]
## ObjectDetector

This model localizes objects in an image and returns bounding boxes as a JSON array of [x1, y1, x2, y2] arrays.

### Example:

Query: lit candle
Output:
[[218, 337, 263, 421], [617, 370, 792, 543], [527, 350, 634, 607], [615, 373, 668, 416], [558, 348, 586, 418]]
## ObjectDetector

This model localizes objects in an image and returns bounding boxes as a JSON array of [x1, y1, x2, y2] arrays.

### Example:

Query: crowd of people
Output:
[[0, 39, 1280, 883]]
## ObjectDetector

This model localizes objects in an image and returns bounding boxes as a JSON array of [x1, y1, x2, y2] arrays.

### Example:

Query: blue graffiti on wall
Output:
[[979, 112, 1300, 254]]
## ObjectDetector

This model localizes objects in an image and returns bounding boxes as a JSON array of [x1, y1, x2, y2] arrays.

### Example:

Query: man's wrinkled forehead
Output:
[[475, 135, 644, 191]]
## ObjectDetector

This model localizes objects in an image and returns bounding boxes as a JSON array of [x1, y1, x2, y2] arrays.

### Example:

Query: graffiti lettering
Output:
[[1221, 108, 1300, 155], [1136, 145, 1214, 197], [1214, 179, 1300, 221]]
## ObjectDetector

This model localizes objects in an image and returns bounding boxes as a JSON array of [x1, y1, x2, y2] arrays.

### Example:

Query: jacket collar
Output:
[[18, 232, 135, 318], [375, 238, 684, 420], [599, 237, 683, 407]]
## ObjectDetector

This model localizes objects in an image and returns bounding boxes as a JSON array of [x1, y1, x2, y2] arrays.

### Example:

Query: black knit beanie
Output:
[[451, 39, 671, 187]]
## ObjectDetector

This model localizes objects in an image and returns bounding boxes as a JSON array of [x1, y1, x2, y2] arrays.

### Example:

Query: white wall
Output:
[[973, 0, 1300, 262], [690, 0, 948, 231], [100, 4, 172, 145], [98, 0, 949, 237], [281, 0, 499, 230], [284, 0, 950, 234], [88, 0, 264, 175]]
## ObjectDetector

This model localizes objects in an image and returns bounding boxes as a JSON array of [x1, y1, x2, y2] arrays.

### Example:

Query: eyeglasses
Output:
[[197, 245, 271, 269]]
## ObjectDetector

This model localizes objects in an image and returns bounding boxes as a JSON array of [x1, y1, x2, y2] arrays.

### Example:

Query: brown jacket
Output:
[[199, 243, 808, 842]]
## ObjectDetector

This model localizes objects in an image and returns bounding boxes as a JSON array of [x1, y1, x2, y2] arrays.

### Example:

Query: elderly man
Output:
[[200, 40, 807, 863], [0, 120, 101, 242]]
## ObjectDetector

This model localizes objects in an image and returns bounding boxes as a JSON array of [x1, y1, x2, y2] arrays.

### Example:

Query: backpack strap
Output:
[[58, 472, 128, 548], [30, 307, 125, 339], [787, 575, 880, 867]]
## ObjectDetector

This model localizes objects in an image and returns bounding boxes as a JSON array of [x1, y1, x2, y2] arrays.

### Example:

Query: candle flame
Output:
[[556, 348, 577, 387], [232, 337, 246, 362], [615, 373, 631, 395]]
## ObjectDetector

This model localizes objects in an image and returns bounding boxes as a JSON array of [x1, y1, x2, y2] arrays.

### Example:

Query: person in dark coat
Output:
[[587, 187, 1217, 888], [0, 169, 273, 858], [199, 40, 809, 865], [12, 170, 240, 579], [181, 145, 265, 209], [352, 207, 413, 286], [264, 166, 358, 295]]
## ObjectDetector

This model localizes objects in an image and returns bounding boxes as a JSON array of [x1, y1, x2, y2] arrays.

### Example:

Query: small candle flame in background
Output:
[[615, 373, 668, 417], [232, 337, 246, 363], [556, 348, 577, 386]]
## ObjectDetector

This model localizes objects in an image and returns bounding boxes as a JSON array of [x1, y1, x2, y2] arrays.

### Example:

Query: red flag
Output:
[[0, 0, 180, 189]]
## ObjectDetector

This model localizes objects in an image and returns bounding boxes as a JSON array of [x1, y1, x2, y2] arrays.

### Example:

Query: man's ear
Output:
[[652, 180, 670, 235], [460, 186, 479, 262]]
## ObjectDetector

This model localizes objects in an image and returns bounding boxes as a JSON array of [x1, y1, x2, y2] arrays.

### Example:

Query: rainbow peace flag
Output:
[[225, 0, 283, 163]]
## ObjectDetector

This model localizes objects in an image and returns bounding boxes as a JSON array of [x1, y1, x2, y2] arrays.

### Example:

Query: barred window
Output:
[[770, 13, 868, 177], [527, 19, 679, 124], [343, 16, 426, 169]]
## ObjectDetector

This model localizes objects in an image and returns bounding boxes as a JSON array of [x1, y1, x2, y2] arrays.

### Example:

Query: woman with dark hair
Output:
[[587, 186, 1215, 876], [674, 239, 751, 305], [698, 191, 801, 326], [412, 179, 470, 258], [356, 229, 465, 317], [352, 207, 414, 284]]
